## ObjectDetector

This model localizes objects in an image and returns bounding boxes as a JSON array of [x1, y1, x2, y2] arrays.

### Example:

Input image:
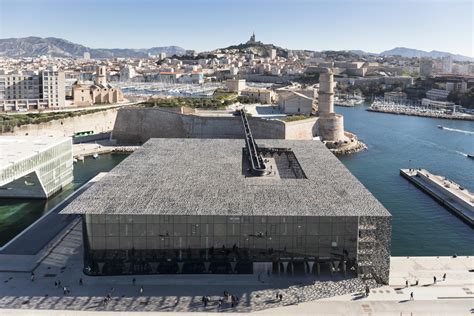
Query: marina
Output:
[[400, 168, 474, 226], [334, 94, 365, 107], [368, 100, 474, 121]]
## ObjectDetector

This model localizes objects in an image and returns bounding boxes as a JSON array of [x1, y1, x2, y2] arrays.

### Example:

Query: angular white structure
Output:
[[0, 136, 73, 199]]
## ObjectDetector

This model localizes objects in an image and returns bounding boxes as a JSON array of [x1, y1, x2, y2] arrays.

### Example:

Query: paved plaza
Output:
[[0, 221, 472, 315]]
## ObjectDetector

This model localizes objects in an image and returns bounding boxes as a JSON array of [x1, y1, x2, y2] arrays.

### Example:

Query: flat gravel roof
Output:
[[60, 138, 391, 217], [0, 136, 71, 171]]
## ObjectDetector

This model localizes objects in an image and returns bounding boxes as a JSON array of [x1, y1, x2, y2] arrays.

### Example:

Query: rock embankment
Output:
[[330, 140, 367, 155], [324, 131, 367, 155], [73, 143, 139, 158]]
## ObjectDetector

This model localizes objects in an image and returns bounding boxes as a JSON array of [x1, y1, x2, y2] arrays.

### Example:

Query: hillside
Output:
[[215, 41, 288, 58], [0, 37, 186, 58], [380, 47, 473, 62]]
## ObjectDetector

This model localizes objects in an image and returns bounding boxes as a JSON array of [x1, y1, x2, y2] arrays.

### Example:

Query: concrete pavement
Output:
[[0, 220, 472, 315]]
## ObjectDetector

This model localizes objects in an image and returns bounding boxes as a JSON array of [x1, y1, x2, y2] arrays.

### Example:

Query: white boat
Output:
[[92, 153, 99, 159]]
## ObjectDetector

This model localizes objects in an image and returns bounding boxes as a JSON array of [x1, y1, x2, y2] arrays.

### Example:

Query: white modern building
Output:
[[119, 65, 137, 81], [419, 58, 433, 77], [0, 136, 73, 198], [442, 56, 453, 73], [426, 89, 450, 101], [421, 98, 457, 111], [226, 79, 246, 94]]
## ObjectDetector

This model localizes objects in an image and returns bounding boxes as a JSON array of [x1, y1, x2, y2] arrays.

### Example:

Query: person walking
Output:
[[79, 278, 83, 286], [30, 272, 35, 282], [132, 278, 136, 286], [139, 286, 144, 295], [54, 281, 57, 288], [63, 286, 67, 295], [365, 285, 370, 297], [433, 276, 437, 284], [410, 292, 414, 300], [405, 280, 408, 288], [443, 273, 446, 281]]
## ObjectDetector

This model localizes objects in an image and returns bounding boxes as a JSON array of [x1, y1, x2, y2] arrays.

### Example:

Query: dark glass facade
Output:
[[83, 214, 364, 276]]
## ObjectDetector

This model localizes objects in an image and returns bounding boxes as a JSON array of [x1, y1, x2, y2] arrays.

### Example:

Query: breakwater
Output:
[[400, 169, 473, 226], [367, 107, 474, 121]]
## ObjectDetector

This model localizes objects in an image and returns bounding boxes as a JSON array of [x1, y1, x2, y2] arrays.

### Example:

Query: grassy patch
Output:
[[0, 108, 111, 133], [280, 115, 310, 122], [140, 96, 236, 109]]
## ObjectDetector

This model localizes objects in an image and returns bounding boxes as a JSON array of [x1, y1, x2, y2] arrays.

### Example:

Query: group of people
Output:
[[275, 292, 283, 301], [53, 280, 70, 295], [405, 273, 446, 289], [405, 273, 447, 301], [202, 291, 239, 308], [101, 287, 116, 306]]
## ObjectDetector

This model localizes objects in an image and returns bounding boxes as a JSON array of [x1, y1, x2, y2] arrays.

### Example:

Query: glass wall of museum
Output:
[[83, 214, 359, 274]]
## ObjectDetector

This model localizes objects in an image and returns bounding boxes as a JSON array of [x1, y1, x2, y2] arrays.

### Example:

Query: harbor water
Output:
[[337, 103, 474, 256], [0, 153, 128, 247], [0, 105, 473, 255]]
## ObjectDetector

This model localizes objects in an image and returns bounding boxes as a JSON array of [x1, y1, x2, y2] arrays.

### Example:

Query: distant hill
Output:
[[215, 41, 288, 58], [0, 37, 186, 58], [379, 47, 473, 62]]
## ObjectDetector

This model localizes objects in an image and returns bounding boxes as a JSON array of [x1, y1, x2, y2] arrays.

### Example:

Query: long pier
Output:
[[400, 168, 474, 226]]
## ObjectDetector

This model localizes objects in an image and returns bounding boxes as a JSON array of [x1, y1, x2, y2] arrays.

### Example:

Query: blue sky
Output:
[[0, 0, 473, 56]]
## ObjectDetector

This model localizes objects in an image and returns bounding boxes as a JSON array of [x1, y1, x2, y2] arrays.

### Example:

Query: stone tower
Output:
[[318, 69, 335, 115], [95, 66, 107, 86], [317, 68, 347, 142]]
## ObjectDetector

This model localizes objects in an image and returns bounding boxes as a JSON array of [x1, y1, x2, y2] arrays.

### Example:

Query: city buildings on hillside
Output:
[[0, 33, 473, 113]]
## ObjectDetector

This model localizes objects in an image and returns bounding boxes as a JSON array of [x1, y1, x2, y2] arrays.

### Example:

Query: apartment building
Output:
[[0, 70, 65, 111]]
